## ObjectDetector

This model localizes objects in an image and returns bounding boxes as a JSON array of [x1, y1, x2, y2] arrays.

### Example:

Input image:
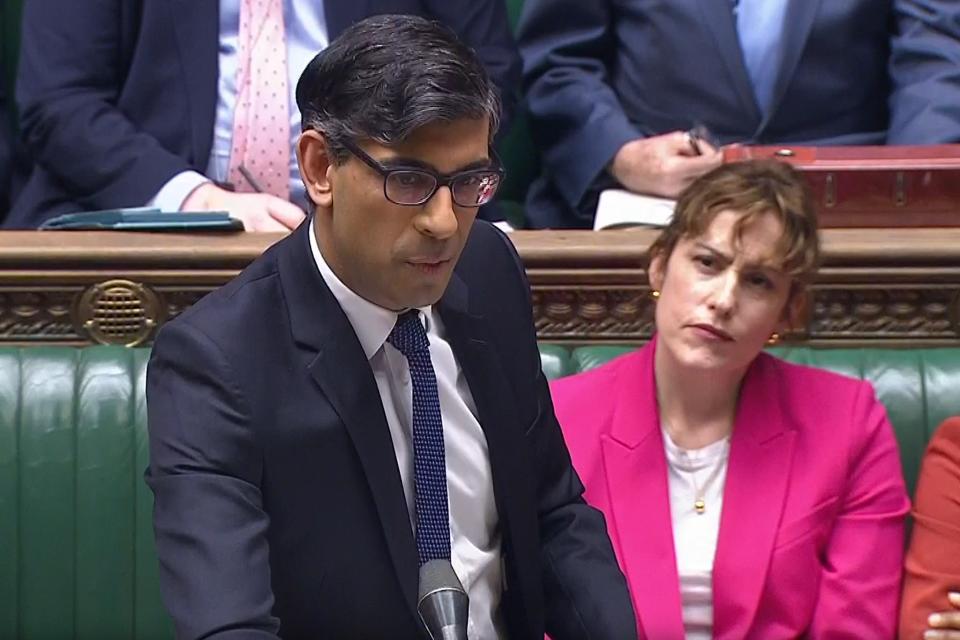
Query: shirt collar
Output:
[[309, 220, 433, 360]]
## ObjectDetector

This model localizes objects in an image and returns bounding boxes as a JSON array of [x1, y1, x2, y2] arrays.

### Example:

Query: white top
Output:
[[663, 430, 730, 640], [310, 224, 505, 640]]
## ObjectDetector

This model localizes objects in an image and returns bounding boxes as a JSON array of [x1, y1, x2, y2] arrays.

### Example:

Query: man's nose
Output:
[[415, 185, 459, 240]]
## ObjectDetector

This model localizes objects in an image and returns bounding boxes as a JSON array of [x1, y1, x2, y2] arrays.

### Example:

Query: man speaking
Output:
[[146, 15, 636, 639]]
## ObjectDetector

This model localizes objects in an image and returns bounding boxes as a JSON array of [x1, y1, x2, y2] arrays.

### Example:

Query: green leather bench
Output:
[[0, 348, 168, 638], [3, 344, 958, 637]]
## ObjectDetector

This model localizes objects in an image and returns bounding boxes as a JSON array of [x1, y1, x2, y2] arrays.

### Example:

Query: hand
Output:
[[182, 183, 306, 232], [609, 131, 723, 199], [925, 592, 960, 639]]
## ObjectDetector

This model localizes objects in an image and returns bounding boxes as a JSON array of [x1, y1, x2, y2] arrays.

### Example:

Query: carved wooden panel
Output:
[[532, 288, 655, 341], [530, 285, 960, 344], [161, 288, 218, 323], [0, 289, 78, 341], [0, 284, 218, 345], [809, 287, 959, 339], [1, 229, 960, 347]]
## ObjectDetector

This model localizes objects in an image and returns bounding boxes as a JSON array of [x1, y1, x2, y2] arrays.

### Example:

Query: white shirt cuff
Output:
[[147, 171, 211, 212]]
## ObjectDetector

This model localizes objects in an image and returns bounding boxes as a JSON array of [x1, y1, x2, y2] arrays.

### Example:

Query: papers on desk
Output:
[[593, 189, 676, 230], [38, 207, 243, 231]]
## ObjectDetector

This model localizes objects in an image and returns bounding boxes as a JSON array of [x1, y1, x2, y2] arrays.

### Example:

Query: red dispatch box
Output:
[[723, 145, 960, 227]]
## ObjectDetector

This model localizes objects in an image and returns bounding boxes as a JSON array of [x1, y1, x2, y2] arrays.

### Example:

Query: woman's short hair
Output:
[[650, 160, 821, 293]]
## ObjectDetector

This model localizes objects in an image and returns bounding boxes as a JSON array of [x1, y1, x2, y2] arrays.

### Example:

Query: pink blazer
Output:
[[551, 339, 910, 639]]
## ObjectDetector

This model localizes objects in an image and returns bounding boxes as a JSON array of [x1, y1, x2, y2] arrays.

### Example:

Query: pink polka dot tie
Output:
[[228, 0, 290, 200]]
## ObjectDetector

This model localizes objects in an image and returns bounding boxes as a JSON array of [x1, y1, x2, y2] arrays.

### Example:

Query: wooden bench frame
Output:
[[1, 228, 959, 347]]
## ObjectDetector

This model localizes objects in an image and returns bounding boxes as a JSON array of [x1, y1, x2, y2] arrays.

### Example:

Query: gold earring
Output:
[[767, 332, 780, 345], [650, 290, 661, 300]]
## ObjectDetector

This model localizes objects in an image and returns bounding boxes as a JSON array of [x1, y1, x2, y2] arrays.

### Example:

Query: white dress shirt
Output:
[[663, 430, 730, 640], [309, 223, 506, 640], [150, 0, 327, 211]]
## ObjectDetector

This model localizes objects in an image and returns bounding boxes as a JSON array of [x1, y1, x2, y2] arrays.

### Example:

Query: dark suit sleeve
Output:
[[887, 0, 960, 142], [146, 320, 281, 640], [516, 0, 640, 210], [492, 227, 637, 640], [419, 0, 521, 137], [533, 370, 639, 640], [0, 81, 11, 214], [15, 0, 191, 210]]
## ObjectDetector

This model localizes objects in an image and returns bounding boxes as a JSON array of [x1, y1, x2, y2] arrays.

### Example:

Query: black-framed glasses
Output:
[[340, 139, 505, 208]]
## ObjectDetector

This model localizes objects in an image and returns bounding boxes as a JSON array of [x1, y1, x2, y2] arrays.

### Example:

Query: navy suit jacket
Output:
[[0, 84, 10, 218], [517, 0, 960, 228], [7, 0, 520, 228], [0, 22, 11, 219], [145, 219, 637, 639]]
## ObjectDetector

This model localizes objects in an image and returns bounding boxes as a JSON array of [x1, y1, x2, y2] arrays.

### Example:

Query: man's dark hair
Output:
[[296, 14, 501, 164]]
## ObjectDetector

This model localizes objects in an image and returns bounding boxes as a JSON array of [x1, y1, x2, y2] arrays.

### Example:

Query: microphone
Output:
[[417, 559, 469, 640]]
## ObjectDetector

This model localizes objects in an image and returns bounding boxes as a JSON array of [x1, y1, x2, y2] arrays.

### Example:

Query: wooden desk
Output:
[[1, 228, 959, 346]]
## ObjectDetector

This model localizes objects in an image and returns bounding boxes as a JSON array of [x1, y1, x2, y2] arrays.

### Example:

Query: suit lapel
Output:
[[437, 277, 542, 639], [757, 0, 822, 134], [712, 355, 796, 639], [170, 0, 219, 166], [695, 0, 762, 126], [602, 342, 685, 639], [278, 220, 419, 617]]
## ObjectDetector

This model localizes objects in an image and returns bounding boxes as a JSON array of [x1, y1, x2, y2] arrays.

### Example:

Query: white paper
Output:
[[593, 189, 676, 230]]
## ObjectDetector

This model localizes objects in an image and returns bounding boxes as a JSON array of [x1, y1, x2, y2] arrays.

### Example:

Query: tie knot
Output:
[[387, 310, 430, 357]]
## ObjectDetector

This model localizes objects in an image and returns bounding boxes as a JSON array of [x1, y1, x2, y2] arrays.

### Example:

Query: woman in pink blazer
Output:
[[551, 161, 910, 639]]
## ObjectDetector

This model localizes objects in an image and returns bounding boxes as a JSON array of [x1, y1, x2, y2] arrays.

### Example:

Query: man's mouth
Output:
[[406, 258, 451, 275]]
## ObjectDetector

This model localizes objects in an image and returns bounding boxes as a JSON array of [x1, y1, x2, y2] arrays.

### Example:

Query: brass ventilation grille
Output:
[[76, 280, 163, 346]]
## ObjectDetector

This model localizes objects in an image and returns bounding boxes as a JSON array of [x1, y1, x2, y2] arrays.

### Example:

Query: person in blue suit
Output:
[[146, 15, 636, 639], [0, 32, 12, 220], [517, 0, 960, 228], [7, 0, 519, 229], [0, 85, 10, 219]]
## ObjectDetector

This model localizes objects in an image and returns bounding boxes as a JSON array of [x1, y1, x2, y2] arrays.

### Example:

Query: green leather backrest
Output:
[[0, 347, 173, 639], [495, 0, 538, 224], [3, 343, 957, 635], [506, 0, 523, 25]]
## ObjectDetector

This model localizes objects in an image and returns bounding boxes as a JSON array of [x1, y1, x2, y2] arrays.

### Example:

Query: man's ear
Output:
[[648, 250, 666, 293], [296, 130, 334, 209]]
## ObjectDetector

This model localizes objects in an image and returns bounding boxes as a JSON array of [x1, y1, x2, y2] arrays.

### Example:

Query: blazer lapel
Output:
[[278, 220, 419, 617], [695, 0, 762, 126], [602, 342, 685, 639], [712, 355, 796, 640], [170, 0, 219, 166], [757, 0, 822, 134], [437, 277, 542, 639]]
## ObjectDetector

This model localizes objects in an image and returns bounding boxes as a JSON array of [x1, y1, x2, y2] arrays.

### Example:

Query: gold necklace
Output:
[[684, 442, 730, 515]]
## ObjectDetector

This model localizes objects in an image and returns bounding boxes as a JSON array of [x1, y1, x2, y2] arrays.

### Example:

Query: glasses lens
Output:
[[385, 171, 436, 205], [452, 172, 502, 207]]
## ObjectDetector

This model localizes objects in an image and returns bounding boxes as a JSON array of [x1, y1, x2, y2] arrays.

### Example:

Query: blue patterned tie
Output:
[[387, 310, 451, 565]]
